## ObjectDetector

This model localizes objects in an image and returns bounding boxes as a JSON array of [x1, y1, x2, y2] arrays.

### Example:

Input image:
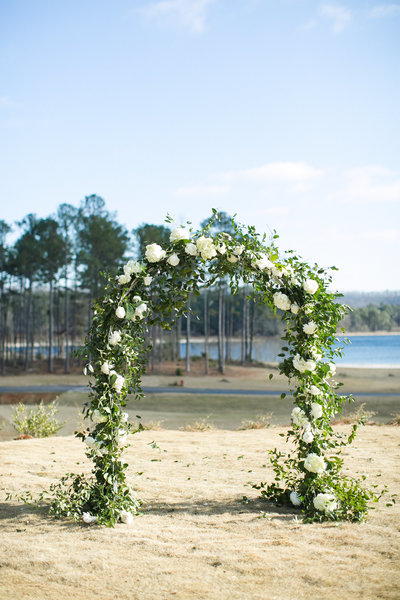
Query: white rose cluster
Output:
[[145, 243, 166, 263], [304, 453, 326, 474], [303, 278, 319, 295], [293, 354, 316, 373], [170, 227, 190, 243], [303, 321, 317, 335], [85, 436, 104, 455], [273, 292, 291, 311], [91, 409, 107, 424], [254, 253, 273, 272], [313, 493, 337, 513], [196, 236, 217, 260], [118, 273, 131, 285], [124, 260, 141, 276], [216, 242, 226, 255], [308, 385, 322, 397], [291, 406, 310, 428], [233, 244, 244, 256], [143, 275, 152, 286]]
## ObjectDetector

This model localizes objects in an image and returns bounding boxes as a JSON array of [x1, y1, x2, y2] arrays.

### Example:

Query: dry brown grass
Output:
[[1, 426, 400, 600]]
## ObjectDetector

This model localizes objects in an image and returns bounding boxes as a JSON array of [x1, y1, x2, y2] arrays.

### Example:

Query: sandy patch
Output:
[[1, 426, 399, 600]]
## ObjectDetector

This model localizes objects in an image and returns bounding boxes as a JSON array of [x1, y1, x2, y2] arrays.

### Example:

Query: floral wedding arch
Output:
[[49, 212, 379, 526]]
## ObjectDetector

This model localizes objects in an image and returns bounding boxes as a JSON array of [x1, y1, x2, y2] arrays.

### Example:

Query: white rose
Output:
[[121, 412, 129, 422], [291, 406, 308, 428], [293, 354, 316, 374], [313, 493, 337, 513], [311, 402, 323, 419], [115, 306, 126, 319], [116, 428, 128, 445], [273, 292, 291, 311], [302, 430, 314, 443], [82, 512, 98, 524], [120, 510, 134, 525], [304, 279, 319, 294], [290, 491, 302, 506], [311, 347, 323, 361], [167, 253, 180, 266], [308, 385, 322, 397], [143, 275, 152, 286], [227, 255, 238, 263], [329, 363, 336, 376], [196, 236, 217, 260], [303, 321, 317, 335], [133, 303, 148, 320], [304, 453, 326, 474], [254, 254, 273, 271], [170, 227, 190, 242], [216, 243, 226, 255], [112, 374, 125, 394], [118, 273, 131, 285], [124, 260, 141, 276], [108, 330, 121, 346], [233, 244, 245, 256], [145, 243, 166, 263], [291, 303, 300, 315], [85, 436, 103, 454], [92, 409, 107, 424], [101, 361, 114, 375], [185, 243, 198, 256]]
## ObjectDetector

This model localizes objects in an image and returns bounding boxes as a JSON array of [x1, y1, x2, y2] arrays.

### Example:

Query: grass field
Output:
[[1, 366, 399, 440], [1, 426, 399, 600]]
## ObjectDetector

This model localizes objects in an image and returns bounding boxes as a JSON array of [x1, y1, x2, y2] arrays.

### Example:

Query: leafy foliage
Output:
[[47, 210, 385, 525], [13, 400, 65, 438]]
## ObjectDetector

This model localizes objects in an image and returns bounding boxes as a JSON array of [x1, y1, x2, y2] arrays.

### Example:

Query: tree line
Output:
[[0, 198, 398, 375]]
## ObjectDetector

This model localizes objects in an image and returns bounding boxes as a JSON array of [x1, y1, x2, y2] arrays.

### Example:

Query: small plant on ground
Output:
[[13, 400, 65, 438], [238, 414, 273, 430], [132, 419, 164, 432], [180, 417, 216, 431], [333, 403, 377, 425]]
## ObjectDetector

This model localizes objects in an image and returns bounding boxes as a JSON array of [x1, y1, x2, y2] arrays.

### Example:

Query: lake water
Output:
[[180, 335, 400, 368]]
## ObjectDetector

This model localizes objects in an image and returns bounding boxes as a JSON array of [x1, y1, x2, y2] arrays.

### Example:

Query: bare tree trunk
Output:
[[47, 279, 54, 372], [241, 288, 246, 366], [218, 284, 225, 374], [176, 317, 181, 361], [24, 279, 32, 371], [249, 298, 255, 363], [64, 278, 70, 373], [185, 296, 191, 373], [204, 289, 209, 374]]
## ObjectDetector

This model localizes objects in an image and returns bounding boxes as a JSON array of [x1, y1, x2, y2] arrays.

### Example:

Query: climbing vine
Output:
[[48, 211, 382, 525]]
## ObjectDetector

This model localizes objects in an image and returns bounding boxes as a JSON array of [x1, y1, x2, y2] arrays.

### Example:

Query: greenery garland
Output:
[[49, 211, 384, 526]]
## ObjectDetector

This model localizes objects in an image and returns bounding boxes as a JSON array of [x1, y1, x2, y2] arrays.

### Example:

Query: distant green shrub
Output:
[[13, 400, 65, 438], [238, 414, 273, 430]]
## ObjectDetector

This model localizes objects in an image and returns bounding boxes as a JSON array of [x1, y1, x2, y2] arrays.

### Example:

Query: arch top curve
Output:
[[50, 212, 379, 526]]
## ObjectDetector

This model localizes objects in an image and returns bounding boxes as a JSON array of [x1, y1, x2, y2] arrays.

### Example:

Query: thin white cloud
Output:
[[369, 4, 400, 18], [143, 0, 215, 33], [336, 165, 400, 203], [221, 161, 324, 183], [319, 4, 352, 33], [360, 229, 399, 242], [175, 184, 230, 198]]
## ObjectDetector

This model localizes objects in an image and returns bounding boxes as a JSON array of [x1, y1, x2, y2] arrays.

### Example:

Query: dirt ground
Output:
[[1, 426, 399, 600]]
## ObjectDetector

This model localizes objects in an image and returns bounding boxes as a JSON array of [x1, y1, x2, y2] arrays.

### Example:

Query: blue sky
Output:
[[1, 0, 399, 290]]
